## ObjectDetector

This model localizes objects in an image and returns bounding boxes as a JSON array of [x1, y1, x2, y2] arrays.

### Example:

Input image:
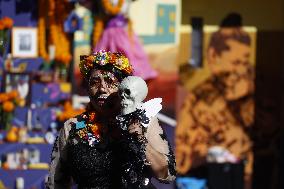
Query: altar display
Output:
[[0, 0, 179, 188]]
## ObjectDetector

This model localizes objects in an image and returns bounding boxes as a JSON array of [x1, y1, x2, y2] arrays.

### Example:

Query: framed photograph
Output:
[[12, 27, 38, 58], [2, 72, 32, 106]]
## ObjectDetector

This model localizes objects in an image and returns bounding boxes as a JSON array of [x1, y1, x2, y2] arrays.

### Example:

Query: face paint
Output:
[[88, 70, 120, 108]]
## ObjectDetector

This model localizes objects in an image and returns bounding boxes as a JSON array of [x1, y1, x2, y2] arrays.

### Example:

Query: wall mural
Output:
[[175, 26, 257, 188]]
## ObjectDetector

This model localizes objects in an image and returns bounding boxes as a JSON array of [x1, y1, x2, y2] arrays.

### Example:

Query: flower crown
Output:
[[79, 51, 133, 78]]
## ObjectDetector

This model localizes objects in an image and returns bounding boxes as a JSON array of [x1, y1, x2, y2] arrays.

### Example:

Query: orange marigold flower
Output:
[[8, 90, 19, 99], [2, 162, 9, 170], [86, 56, 95, 65], [3, 101, 15, 112], [90, 124, 99, 134], [61, 54, 71, 65], [2, 17, 13, 29], [109, 54, 117, 64], [0, 94, 9, 102], [64, 101, 72, 110], [89, 112, 96, 122]]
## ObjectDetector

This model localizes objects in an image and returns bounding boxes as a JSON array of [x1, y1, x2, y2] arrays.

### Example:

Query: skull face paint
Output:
[[119, 76, 148, 115], [88, 70, 120, 108]]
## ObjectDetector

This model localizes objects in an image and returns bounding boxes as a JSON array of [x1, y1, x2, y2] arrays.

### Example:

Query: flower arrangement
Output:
[[0, 90, 19, 130], [0, 17, 13, 57], [79, 51, 133, 78], [38, 0, 49, 61], [38, 0, 72, 66], [51, 0, 72, 66]]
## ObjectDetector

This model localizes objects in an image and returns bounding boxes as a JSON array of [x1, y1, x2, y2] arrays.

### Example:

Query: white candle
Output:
[[16, 177, 24, 189]]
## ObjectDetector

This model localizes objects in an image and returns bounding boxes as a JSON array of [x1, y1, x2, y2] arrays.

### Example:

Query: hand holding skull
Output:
[[128, 121, 143, 138]]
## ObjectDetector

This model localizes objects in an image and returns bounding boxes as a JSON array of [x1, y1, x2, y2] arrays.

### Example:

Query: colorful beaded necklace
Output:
[[75, 112, 101, 146]]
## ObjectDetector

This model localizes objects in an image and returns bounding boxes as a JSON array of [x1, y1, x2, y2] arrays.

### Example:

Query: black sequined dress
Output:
[[66, 118, 157, 189], [46, 112, 176, 189]]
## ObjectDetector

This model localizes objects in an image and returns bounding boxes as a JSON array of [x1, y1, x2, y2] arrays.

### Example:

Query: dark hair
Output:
[[220, 13, 243, 27], [208, 28, 251, 56]]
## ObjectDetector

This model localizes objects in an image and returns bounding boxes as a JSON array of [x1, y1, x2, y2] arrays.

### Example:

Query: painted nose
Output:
[[98, 80, 107, 92]]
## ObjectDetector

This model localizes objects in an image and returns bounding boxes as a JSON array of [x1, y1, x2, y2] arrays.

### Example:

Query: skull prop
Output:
[[119, 76, 148, 115]]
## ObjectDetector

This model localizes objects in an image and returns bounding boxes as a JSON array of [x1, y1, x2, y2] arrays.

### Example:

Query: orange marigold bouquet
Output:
[[0, 90, 20, 130]]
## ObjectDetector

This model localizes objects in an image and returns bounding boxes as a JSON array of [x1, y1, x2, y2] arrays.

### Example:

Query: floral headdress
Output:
[[79, 50, 133, 79]]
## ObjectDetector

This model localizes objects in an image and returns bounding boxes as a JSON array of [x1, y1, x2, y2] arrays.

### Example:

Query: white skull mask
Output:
[[119, 76, 148, 115]]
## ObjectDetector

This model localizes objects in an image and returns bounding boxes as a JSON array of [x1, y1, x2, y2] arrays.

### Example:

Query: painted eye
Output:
[[104, 77, 113, 84], [124, 89, 131, 96], [89, 78, 100, 87]]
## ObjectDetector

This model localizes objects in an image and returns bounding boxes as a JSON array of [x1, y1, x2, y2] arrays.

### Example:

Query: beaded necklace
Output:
[[75, 112, 101, 146]]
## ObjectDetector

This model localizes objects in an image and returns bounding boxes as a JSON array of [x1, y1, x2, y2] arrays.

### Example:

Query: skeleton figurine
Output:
[[120, 76, 148, 115], [116, 76, 162, 189]]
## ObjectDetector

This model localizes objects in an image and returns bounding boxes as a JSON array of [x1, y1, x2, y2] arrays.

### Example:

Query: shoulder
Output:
[[60, 114, 82, 140], [63, 117, 78, 132]]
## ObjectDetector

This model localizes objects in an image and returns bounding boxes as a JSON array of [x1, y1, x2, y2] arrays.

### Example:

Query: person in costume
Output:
[[46, 51, 176, 189]]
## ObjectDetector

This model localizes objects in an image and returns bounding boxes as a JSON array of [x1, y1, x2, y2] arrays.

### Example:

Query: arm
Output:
[[46, 119, 75, 189], [129, 117, 176, 182], [146, 117, 176, 182]]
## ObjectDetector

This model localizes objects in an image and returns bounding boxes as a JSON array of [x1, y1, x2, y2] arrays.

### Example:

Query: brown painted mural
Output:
[[176, 27, 256, 188]]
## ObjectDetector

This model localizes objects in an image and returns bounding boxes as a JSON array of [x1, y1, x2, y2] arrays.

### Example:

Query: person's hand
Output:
[[128, 121, 143, 136], [128, 121, 147, 143], [128, 120, 148, 144]]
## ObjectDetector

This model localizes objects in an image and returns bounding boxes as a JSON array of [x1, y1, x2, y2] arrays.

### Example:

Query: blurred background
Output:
[[0, 0, 283, 189]]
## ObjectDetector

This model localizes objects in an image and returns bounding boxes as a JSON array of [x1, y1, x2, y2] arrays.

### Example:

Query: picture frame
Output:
[[2, 72, 32, 106], [12, 27, 38, 58]]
